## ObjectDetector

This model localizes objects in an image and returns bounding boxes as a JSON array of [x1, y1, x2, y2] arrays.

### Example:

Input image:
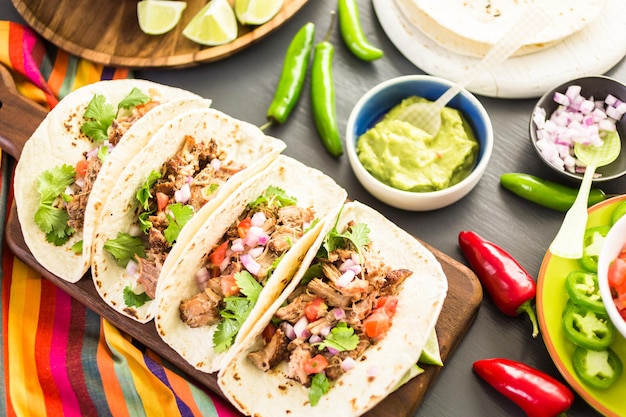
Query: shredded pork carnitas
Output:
[[247, 221, 413, 387]]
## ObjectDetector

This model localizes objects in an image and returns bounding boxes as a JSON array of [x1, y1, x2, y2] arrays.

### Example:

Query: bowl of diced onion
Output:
[[530, 76, 626, 182]]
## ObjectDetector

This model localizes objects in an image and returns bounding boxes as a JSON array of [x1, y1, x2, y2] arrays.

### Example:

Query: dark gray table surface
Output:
[[2, 1, 625, 416]]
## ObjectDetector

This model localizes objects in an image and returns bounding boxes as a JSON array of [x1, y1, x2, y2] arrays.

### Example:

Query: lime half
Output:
[[137, 0, 187, 35], [419, 327, 443, 366], [183, 0, 238, 46], [235, 0, 284, 25]]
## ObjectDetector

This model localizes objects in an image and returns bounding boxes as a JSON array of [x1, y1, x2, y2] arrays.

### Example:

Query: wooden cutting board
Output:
[[0, 64, 483, 417], [11, 0, 309, 68]]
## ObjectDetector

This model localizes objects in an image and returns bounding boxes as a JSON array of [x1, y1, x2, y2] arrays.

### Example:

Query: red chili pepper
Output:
[[458, 230, 538, 337], [473, 358, 574, 417]]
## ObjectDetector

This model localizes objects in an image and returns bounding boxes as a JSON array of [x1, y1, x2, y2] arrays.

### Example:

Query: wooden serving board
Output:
[[11, 0, 309, 68], [0, 64, 483, 417]]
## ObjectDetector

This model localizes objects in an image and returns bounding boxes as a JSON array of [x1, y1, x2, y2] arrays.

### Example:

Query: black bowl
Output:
[[529, 75, 626, 182]]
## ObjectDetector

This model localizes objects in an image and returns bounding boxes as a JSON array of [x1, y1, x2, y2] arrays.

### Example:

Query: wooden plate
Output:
[[0, 65, 483, 417], [10, 0, 309, 68]]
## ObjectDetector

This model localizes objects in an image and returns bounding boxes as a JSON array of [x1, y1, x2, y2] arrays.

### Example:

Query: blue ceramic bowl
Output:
[[346, 75, 493, 211]]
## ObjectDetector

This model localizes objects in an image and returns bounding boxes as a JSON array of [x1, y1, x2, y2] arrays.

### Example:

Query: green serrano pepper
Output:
[[266, 22, 315, 125], [311, 12, 343, 157], [500, 173, 607, 212], [337, 0, 383, 61]]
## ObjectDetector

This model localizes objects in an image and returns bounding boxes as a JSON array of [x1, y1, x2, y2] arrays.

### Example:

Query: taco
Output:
[[14, 79, 207, 283], [217, 201, 448, 416], [154, 155, 347, 373], [91, 108, 287, 323]]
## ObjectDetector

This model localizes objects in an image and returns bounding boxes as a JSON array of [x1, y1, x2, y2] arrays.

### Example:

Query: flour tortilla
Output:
[[396, 0, 606, 57], [91, 108, 287, 323], [154, 155, 347, 372], [217, 201, 448, 417], [14, 79, 204, 283]]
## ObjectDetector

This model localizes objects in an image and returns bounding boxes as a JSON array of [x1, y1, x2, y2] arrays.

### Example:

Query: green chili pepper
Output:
[[266, 22, 315, 126], [562, 301, 615, 350], [337, 0, 383, 61], [572, 346, 623, 390], [580, 225, 611, 272], [564, 271, 605, 313], [311, 11, 343, 157], [500, 173, 607, 212]]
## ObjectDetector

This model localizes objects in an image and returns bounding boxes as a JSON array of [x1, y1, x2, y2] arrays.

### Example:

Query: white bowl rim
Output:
[[345, 74, 494, 202], [598, 214, 626, 337]]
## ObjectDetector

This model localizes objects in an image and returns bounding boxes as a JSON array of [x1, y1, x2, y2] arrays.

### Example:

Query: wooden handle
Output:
[[0, 64, 47, 159]]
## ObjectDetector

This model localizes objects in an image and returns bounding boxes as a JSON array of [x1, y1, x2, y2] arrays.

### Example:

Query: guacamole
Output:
[[356, 96, 479, 192]]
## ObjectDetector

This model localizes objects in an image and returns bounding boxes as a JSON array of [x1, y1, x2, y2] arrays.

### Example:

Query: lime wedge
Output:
[[419, 327, 443, 366], [137, 0, 187, 35], [183, 0, 238, 46], [235, 0, 284, 25], [394, 364, 425, 391]]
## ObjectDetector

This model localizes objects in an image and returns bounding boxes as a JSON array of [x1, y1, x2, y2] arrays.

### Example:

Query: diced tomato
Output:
[[376, 296, 398, 317], [76, 159, 89, 178], [609, 251, 626, 320], [303, 354, 329, 375], [237, 218, 252, 239], [304, 297, 327, 322], [208, 241, 229, 265], [363, 308, 392, 340], [262, 323, 277, 344], [156, 192, 169, 212], [220, 274, 240, 297]]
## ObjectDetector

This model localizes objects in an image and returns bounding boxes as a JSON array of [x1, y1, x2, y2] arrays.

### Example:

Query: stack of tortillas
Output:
[[395, 0, 606, 57]]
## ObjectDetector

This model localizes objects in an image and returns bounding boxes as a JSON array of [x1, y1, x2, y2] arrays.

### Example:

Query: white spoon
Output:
[[549, 131, 622, 259], [394, 4, 549, 136]]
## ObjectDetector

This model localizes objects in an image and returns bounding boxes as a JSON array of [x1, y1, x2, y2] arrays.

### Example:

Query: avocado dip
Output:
[[356, 96, 479, 192]]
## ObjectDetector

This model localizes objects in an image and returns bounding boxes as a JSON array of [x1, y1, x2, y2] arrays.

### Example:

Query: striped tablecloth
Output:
[[0, 21, 239, 417]]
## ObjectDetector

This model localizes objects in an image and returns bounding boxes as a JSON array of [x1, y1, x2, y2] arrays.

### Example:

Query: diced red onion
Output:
[[175, 183, 191, 204], [331, 308, 346, 321], [534, 85, 625, 175], [74, 177, 85, 188], [339, 258, 356, 272], [231, 238, 244, 253], [309, 334, 322, 344], [240, 254, 261, 275], [320, 325, 332, 337], [293, 316, 309, 338], [341, 357, 356, 372], [210, 158, 221, 171], [284, 323, 296, 340], [327, 346, 339, 355], [251, 212, 266, 227], [195, 266, 210, 289], [336, 270, 356, 288], [219, 252, 231, 272], [86, 147, 99, 158], [126, 259, 138, 276], [248, 246, 264, 258], [243, 226, 269, 247]]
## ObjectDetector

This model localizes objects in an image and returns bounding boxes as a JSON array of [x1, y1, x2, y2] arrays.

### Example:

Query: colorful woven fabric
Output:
[[0, 21, 239, 417]]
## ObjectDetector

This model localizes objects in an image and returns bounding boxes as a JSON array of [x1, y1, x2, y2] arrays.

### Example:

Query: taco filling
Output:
[[34, 88, 157, 247], [245, 214, 413, 406], [178, 186, 316, 353], [104, 135, 246, 304]]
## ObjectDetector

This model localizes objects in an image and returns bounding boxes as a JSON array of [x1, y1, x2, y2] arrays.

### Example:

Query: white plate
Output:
[[373, 0, 626, 98]]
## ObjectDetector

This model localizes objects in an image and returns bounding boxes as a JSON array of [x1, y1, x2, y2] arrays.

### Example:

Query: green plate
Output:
[[537, 195, 626, 417]]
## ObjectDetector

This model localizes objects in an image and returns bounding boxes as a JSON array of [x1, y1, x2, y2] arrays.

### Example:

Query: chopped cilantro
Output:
[[117, 88, 150, 112], [309, 373, 330, 406], [123, 285, 152, 307], [248, 186, 297, 209], [315, 322, 359, 352], [80, 89, 150, 143], [103, 232, 146, 267], [300, 263, 324, 286], [98, 145, 109, 162], [322, 207, 371, 256], [81, 95, 116, 142], [212, 271, 262, 352], [164, 203, 194, 244], [138, 211, 153, 234], [34, 164, 77, 245], [136, 170, 162, 210]]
